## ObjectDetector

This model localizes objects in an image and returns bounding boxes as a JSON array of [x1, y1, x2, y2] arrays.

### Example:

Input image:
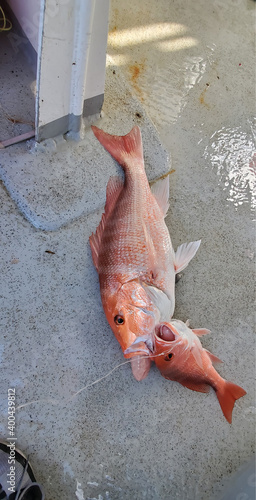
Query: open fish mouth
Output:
[[124, 323, 178, 356], [155, 323, 177, 342]]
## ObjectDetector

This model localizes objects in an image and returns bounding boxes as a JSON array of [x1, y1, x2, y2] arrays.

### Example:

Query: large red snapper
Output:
[[90, 126, 200, 381]]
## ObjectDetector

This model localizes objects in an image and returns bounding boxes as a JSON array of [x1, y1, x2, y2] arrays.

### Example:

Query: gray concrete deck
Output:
[[0, 1, 255, 499]]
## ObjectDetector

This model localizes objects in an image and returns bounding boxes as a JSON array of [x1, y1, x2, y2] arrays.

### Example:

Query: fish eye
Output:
[[164, 353, 173, 361], [114, 315, 125, 325]]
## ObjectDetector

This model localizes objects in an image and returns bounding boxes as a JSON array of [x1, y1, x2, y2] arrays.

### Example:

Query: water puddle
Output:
[[128, 52, 211, 129], [204, 119, 256, 216], [108, 17, 216, 129]]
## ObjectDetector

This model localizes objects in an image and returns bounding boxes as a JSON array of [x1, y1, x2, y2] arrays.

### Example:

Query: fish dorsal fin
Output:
[[91, 125, 143, 167], [192, 328, 211, 337], [180, 380, 210, 393], [151, 176, 170, 217], [204, 349, 223, 364], [89, 176, 123, 271], [174, 240, 201, 273]]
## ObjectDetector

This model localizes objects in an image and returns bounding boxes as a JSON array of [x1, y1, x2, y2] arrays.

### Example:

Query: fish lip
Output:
[[124, 346, 151, 357], [124, 337, 152, 356]]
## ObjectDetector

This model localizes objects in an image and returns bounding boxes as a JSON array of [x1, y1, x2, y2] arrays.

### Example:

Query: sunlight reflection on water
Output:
[[204, 120, 256, 216]]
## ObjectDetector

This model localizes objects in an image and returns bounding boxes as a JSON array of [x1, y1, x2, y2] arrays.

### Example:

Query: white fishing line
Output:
[[16, 350, 172, 411]]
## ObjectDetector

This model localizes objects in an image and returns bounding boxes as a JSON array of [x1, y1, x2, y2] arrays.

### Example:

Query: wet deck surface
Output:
[[0, 1, 255, 499]]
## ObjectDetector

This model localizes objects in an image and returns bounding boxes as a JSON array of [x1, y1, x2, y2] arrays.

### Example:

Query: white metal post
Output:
[[36, 0, 109, 141]]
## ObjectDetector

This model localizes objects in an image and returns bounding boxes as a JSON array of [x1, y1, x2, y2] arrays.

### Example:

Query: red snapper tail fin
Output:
[[216, 380, 246, 424], [91, 126, 144, 168]]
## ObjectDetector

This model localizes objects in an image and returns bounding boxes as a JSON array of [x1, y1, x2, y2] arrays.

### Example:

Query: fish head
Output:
[[102, 281, 159, 357], [154, 321, 183, 356], [153, 319, 204, 372], [153, 319, 200, 360], [148, 321, 190, 378]]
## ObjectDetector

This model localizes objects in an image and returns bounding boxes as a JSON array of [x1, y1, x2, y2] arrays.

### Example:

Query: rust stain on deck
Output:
[[199, 83, 210, 109], [129, 61, 146, 101]]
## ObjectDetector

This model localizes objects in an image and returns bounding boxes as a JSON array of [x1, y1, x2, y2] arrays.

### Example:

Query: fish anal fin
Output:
[[204, 349, 223, 364], [216, 381, 247, 424], [89, 177, 123, 271], [180, 379, 210, 393], [92, 125, 143, 167], [174, 240, 201, 274], [151, 176, 170, 217], [192, 328, 211, 337], [89, 212, 106, 271], [105, 176, 123, 218]]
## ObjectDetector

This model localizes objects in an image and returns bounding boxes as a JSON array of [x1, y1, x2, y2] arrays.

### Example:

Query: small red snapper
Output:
[[90, 126, 201, 380], [151, 320, 246, 423]]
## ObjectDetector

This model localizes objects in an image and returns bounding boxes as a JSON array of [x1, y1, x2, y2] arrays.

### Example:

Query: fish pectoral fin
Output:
[[191, 345, 204, 370], [204, 349, 223, 364], [151, 176, 170, 217], [174, 240, 201, 274], [142, 284, 172, 322], [131, 356, 151, 381], [180, 380, 210, 393], [192, 328, 211, 337]]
